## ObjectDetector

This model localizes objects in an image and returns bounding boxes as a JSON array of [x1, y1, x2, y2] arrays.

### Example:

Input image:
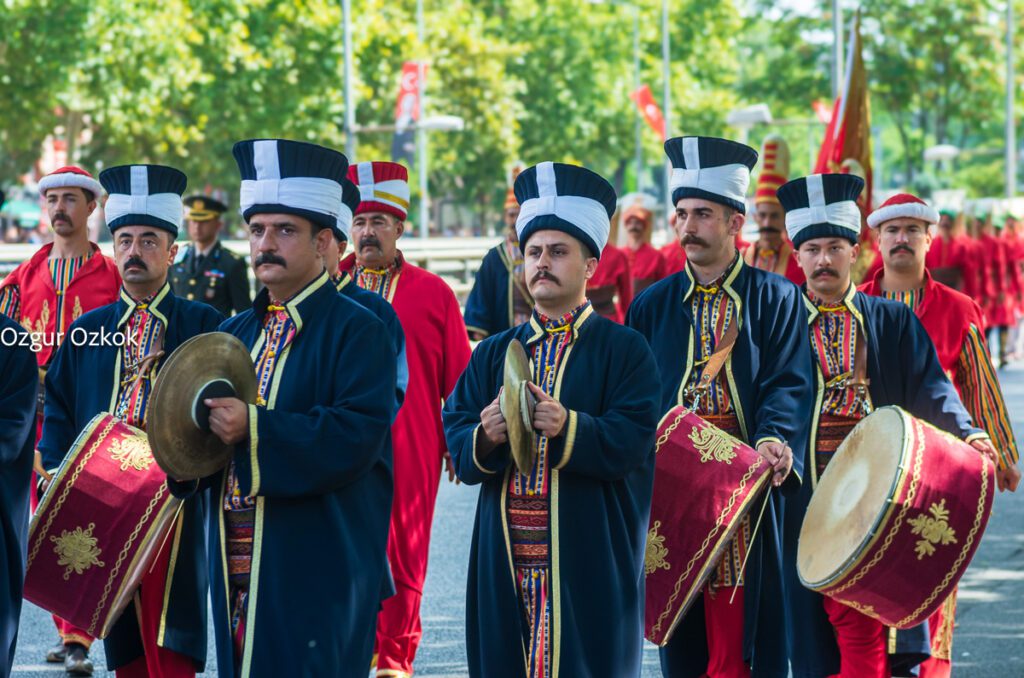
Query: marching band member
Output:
[[443, 161, 661, 677], [776, 174, 998, 678], [627, 136, 814, 678], [742, 135, 804, 285], [619, 197, 668, 295], [340, 160, 471, 678], [584, 239, 632, 323], [39, 164, 222, 677], [190, 139, 397, 676], [0, 318, 39, 678], [0, 165, 121, 673]]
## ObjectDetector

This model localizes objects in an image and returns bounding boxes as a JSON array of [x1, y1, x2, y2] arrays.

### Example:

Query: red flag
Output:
[[815, 12, 872, 213], [395, 61, 428, 127], [630, 85, 666, 142], [812, 100, 832, 125]]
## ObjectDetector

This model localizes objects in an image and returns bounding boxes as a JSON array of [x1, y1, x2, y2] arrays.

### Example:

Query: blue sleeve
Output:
[[752, 283, 814, 493], [464, 251, 499, 338], [547, 332, 661, 481], [442, 338, 512, 485], [39, 329, 80, 472], [232, 317, 396, 499], [0, 328, 38, 466]]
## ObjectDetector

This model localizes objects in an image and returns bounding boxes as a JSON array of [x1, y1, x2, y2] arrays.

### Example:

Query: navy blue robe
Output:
[[464, 244, 522, 338], [786, 289, 984, 678], [442, 308, 661, 677], [626, 261, 815, 678], [336, 272, 408, 410], [38, 284, 222, 670], [189, 272, 396, 677], [0, 317, 39, 678]]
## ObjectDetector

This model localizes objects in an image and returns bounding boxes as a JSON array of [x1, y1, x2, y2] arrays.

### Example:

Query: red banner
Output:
[[395, 61, 428, 128], [630, 85, 666, 142]]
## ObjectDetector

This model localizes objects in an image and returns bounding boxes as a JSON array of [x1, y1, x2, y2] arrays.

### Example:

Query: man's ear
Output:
[[396, 218, 406, 239], [728, 210, 746, 236], [584, 256, 599, 281], [851, 242, 861, 262]]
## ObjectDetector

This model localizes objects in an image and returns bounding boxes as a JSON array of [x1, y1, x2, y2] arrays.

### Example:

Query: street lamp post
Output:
[[662, 0, 672, 211], [1007, 0, 1016, 198], [343, 0, 355, 159]]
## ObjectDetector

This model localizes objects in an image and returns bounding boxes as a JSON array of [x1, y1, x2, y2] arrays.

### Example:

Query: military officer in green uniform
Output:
[[170, 195, 251, 316]]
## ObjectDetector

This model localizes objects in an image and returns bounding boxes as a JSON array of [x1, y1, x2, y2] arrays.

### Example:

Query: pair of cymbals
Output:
[[147, 332, 257, 481], [501, 341, 538, 475]]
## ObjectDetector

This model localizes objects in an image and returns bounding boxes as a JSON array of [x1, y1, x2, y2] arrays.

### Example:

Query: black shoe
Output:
[[45, 639, 66, 663], [64, 643, 94, 676]]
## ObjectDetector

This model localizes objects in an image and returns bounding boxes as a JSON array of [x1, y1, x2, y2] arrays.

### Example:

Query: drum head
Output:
[[798, 407, 908, 587], [148, 332, 257, 480]]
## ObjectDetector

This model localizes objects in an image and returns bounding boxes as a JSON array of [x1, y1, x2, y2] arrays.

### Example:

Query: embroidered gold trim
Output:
[[51, 523, 105, 579], [908, 499, 958, 560], [645, 521, 671, 575]]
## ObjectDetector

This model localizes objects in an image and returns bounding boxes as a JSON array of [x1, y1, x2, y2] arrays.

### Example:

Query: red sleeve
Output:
[[616, 250, 633, 320]]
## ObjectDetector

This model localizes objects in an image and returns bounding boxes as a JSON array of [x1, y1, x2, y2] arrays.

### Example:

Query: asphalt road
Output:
[[12, 368, 1024, 677]]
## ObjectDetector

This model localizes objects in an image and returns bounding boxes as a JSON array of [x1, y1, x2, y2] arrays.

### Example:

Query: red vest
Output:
[[0, 242, 122, 365]]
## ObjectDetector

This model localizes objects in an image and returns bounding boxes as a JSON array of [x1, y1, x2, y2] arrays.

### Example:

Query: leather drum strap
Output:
[[849, 321, 870, 393], [697, 319, 740, 392]]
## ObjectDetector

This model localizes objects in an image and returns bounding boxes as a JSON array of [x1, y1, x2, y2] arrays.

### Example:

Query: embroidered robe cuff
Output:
[[232, 404, 261, 496], [472, 424, 510, 475], [465, 325, 490, 339], [964, 431, 991, 445], [549, 409, 578, 471]]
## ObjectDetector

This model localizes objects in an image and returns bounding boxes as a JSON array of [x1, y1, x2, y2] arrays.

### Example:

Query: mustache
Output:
[[124, 257, 147, 271], [359, 236, 382, 250], [889, 244, 915, 256], [52, 212, 71, 224], [758, 227, 782, 234], [255, 253, 287, 268], [531, 271, 561, 286], [681, 234, 709, 248], [813, 268, 839, 279]]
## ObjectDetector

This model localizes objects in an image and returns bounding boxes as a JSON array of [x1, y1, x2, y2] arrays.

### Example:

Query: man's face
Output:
[[624, 215, 648, 239], [938, 214, 953, 232], [795, 237, 859, 300], [351, 211, 404, 268], [323, 235, 348, 278], [114, 226, 177, 286], [878, 218, 931, 274], [754, 202, 786, 248], [523, 230, 597, 307], [248, 213, 329, 289], [504, 206, 520, 232], [675, 198, 741, 267], [45, 187, 96, 238], [187, 218, 222, 245]]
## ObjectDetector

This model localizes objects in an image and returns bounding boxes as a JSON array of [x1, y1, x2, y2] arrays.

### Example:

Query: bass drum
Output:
[[798, 406, 994, 628]]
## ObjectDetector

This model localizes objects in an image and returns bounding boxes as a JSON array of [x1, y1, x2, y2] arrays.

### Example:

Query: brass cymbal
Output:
[[501, 340, 536, 474], [147, 332, 256, 481]]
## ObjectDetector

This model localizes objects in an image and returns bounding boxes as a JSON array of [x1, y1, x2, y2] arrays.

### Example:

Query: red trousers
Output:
[[822, 597, 890, 678], [918, 591, 957, 678], [115, 527, 195, 678], [702, 584, 750, 678], [374, 457, 441, 676]]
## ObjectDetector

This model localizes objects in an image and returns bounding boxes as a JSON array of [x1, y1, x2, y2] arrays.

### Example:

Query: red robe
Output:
[[959, 237, 987, 306], [586, 244, 632, 323], [742, 240, 806, 286], [979, 234, 1015, 328], [0, 242, 121, 366], [925, 234, 968, 290], [660, 241, 687, 275], [1003, 231, 1024, 316], [339, 252, 471, 674], [860, 268, 1019, 675], [622, 242, 667, 296]]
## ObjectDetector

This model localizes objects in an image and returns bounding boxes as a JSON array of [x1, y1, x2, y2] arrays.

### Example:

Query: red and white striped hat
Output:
[[347, 161, 410, 221], [38, 166, 104, 198], [867, 193, 939, 228]]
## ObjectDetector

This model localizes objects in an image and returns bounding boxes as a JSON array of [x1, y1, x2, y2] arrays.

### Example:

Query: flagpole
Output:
[[832, 0, 843, 100], [343, 0, 356, 160], [417, 0, 429, 239], [662, 0, 671, 213], [633, 5, 643, 193], [1007, 0, 1017, 198]]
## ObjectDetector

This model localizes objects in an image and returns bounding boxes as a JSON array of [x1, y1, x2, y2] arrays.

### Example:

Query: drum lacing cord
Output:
[[729, 487, 774, 605]]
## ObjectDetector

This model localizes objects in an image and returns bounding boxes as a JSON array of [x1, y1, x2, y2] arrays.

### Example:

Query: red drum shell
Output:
[[645, 406, 771, 645], [797, 406, 994, 629], [24, 413, 180, 639]]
